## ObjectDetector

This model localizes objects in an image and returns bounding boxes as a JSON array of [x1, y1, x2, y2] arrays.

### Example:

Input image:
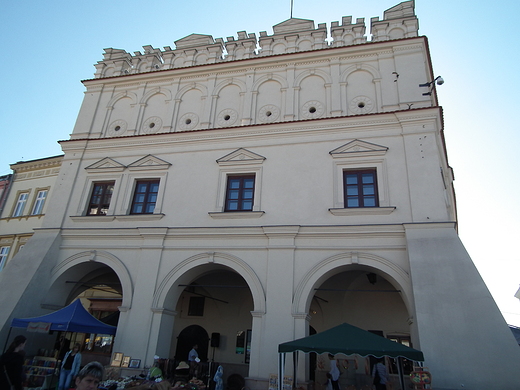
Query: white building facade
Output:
[[0, 156, 63, 271], [1, 2, 519, 389]]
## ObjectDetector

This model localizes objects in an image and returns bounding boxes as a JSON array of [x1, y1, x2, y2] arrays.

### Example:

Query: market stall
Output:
[[278, 323, 425, 390], [10, 299, 117, 335]]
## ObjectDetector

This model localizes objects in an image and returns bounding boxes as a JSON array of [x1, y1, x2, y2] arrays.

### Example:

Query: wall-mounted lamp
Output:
[[367, 273, 377, 285], [419, 76, 444, 96]]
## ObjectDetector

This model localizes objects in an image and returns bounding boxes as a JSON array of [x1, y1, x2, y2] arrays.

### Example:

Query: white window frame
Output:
[[0, 246, 10, 272], [119, 171, 168, 216], [31, 189, 48, 215], [76, 175, 123, 216], [12, 192, 29, 217], [328, 139, 396, 217], [209, 148, 266, 219], [332, 158, 389, 208], [210, 166, 264, 218]]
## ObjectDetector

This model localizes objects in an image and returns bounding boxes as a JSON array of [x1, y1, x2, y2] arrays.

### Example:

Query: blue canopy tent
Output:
[[11, 299, 117, 335]]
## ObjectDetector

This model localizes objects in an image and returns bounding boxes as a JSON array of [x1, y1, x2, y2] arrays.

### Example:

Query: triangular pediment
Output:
[[330, 140, 388, 157], [85, 157, 125, 172], [273, 18, 315, 34], [217, 148, 266, 166], [174, 34, 215, 49], [128, 155, 171, 171]]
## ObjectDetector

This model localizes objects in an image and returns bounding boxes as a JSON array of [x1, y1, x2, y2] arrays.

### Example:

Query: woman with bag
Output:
[[58, 343, 82, 390], [0, 335, 27, 390]]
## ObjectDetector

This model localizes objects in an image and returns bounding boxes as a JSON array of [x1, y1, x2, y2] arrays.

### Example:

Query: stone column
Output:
[[257, 226, 299, 379], [117, 228, 167, 364]]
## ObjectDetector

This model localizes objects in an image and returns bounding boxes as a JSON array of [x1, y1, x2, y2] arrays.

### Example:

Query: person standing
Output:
[[0, 335, 27, 390], [58, 343, 82, 390], [213, 365, 224, 390], [188, 344, 199, 378], [326, 354, 340, 390], [372, 357, 389, 390]]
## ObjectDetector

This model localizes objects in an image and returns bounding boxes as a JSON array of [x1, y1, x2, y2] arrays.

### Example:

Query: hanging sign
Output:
[[27, 322, 51, 333]]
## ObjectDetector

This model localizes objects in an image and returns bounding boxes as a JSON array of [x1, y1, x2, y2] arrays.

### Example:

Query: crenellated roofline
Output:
[[91, 1, 418, 79]]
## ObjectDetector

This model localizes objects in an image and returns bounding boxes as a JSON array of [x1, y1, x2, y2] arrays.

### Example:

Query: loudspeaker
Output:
[[210, 332, 220, 348]]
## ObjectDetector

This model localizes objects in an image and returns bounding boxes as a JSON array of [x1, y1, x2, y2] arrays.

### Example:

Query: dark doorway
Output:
[[175, 324, 209, 363]]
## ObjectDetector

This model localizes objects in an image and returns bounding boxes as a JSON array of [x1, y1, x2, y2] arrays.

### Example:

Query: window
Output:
[[0, 247, 10, 272], [87, 182, 115, 215], [225, 175, 255, 211], [130, 180, 159, 214], [387, 335, 413, 375], [188, 296, 205, 316], [13, 193, 28, 217], [31, 190, 48, 215], [343, 169, 378, 208]]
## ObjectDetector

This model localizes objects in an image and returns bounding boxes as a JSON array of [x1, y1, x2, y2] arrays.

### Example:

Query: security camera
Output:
[[436, 77, 444, 85]]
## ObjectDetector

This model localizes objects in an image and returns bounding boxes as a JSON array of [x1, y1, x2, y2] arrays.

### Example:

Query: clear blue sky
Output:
[[1, 1, 519, 325]]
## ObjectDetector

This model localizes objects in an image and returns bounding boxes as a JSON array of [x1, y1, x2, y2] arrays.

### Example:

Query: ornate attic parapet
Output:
[[330, 16, 367, 47], [258, 18, 328, 56], [171, 33, 224, 67], [370, 0, 418, 42], [224, 31, 257, 61], [91, 1, 418, 78]]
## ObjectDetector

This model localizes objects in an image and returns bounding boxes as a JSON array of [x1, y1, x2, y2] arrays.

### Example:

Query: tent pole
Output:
[[293, 351, 298, 389], [279, 353, 285, 390], [397, 358, 405, 390]]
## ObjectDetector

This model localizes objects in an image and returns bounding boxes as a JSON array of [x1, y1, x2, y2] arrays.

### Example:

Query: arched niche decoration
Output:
[[388, 27, 406, 40], [140, 87, 173, 105], [253, 77, 285, 124], [174, 83, 208, 130], [293, 69, 331, 120], [341, 64, 382, 114], [293, 68, 332, 87], [107, 91, 138, 109], [138, 87, 173, 134]]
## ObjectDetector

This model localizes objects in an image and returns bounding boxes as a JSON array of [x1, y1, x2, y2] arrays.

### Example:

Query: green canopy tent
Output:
[[277, 323, 424, 390]]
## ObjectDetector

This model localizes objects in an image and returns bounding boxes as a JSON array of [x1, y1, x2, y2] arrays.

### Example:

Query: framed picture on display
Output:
[[129, 359, 141, 368], [121, 356, 131, 368], [111, 352, 123, 367]]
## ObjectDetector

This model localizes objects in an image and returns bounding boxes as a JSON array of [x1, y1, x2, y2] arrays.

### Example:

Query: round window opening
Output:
[[309, 107, 316, 114], [266, 111, 272, 117], [358, 102, 365, 108], [185, 119, 192, 125], [224, 115, 231, 121], [114, 126, 121, 131], [149, 122, 155, 128]]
